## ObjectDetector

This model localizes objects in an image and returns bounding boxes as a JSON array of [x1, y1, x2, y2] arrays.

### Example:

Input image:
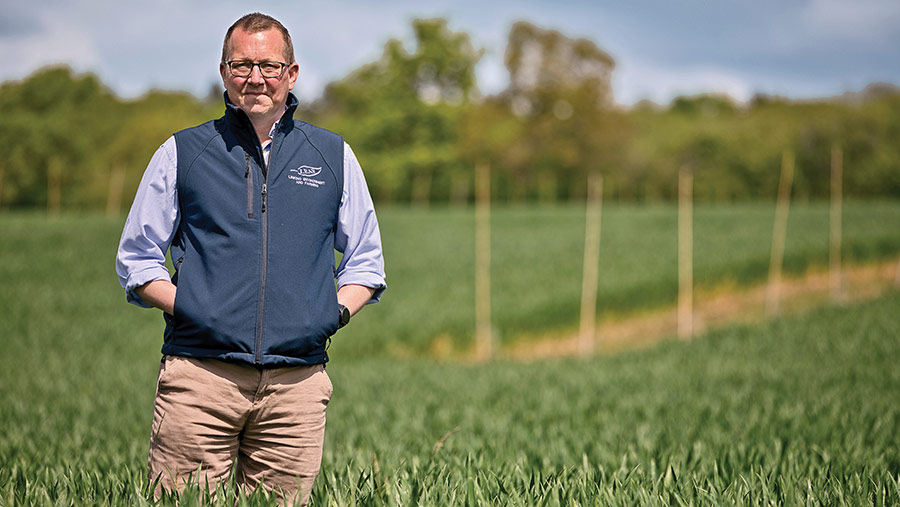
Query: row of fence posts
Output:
[[0, 163, 128, 215], [473, 144, 896, 361], [0, 147, 894, 358]]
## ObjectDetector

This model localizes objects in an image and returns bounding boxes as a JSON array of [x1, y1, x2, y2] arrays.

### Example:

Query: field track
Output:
[[503, 257, 900, 361]]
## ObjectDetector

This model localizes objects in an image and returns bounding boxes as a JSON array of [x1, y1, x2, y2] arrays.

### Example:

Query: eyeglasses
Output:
[[224, 60, 289, 78]]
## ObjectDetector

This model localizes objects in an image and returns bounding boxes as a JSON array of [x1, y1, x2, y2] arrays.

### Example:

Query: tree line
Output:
[[1, 19, 898, 211]]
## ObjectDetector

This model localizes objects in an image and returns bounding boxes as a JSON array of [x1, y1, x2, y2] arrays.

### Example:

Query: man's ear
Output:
[[287, 62, 300, 90]]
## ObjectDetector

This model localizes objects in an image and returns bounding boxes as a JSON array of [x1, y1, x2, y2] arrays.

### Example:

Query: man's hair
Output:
[[222, 12, 295, 63]]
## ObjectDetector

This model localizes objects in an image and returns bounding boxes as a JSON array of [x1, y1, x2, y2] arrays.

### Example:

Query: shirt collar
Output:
[[263, 104, 288, 144]]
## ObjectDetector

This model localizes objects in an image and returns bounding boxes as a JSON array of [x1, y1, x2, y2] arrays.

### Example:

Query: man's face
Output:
[[220, 27, 299, 123]]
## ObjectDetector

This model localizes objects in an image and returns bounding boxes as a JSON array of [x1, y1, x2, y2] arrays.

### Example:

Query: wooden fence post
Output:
[[766, 150, 795, 317], [450, 173, 469, 207], [895, 255, 900, 288], [678, 166, 694, 339], [475, 161, 493, 361], [106, 165, 127, 217], [47, 158, 62, 215], [830, 145, 843, 301], [412, 170, 432, 208], [578, 172, 603, 355]]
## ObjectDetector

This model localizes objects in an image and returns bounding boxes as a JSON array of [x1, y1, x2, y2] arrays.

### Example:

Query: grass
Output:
[[346, 200, 900, 355], [3, 258, 900, 502], [313, 291, 900, 504], [0, 201, 899, 356], [1, 205, 899, 504]]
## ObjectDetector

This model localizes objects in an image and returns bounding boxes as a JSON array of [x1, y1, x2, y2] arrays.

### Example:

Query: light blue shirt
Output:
[[116, 135, 386, 307]]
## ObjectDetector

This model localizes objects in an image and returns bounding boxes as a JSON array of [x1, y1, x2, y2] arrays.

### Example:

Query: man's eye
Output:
[[260, 63, 280, 72]]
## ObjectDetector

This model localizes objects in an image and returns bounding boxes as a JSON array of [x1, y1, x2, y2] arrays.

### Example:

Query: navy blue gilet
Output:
[[163, 93, 344, 366]]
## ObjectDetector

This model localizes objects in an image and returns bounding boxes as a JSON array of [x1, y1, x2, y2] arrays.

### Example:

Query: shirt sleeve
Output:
[[334, 142, 387, 303], [115, 136, 180, 308]]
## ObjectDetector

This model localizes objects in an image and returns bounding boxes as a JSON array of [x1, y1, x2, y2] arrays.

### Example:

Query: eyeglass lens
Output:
[[229, 61, 284, 78]]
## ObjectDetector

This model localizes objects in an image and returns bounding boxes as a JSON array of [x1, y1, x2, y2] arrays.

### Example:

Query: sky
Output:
[[1, 0, 898, 106]]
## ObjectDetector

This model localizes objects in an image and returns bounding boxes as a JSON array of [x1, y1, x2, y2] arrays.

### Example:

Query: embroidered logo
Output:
[[288, 165, 326, 188]]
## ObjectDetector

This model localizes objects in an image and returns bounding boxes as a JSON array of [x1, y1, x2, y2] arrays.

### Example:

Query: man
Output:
[[115, 12, 386, 505]]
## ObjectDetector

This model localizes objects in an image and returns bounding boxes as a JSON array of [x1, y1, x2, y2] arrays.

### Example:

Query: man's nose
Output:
[[248, 64, 265, 85]]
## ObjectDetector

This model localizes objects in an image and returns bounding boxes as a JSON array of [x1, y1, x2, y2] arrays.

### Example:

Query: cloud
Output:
[[0, 9, 100, 84], [615, 61, 755, 105], [1, 1, 897, 104], [803, 0, 900, 42], [0, 3, 41, 38]]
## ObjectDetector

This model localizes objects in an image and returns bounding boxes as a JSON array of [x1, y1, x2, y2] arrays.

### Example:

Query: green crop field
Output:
[[349, 200, 900, 355], [2, 202, 898, 357], [316, 292, 900, 505], [1, 204, 899, 504]]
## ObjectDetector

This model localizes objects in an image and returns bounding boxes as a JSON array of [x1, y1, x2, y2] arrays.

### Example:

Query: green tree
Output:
[[311, 18, 482, 205], [467, 21, 627, 202], [0, 66, 119, 210]]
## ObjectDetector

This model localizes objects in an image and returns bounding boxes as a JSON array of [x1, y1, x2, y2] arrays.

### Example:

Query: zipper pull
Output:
[[261, 183, 267, 213], [245, 152, 254, 218]]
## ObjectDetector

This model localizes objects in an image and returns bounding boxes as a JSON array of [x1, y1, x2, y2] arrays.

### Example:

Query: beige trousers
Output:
[[148, 355, 332, 506]]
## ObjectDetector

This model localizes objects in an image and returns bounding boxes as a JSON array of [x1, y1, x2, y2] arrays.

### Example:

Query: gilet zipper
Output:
[[254, 129, 276, 364]]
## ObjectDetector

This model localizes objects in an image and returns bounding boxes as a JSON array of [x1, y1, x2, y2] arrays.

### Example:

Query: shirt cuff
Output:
[[124, 267, 172, 308], [336, 272, 387, 304]]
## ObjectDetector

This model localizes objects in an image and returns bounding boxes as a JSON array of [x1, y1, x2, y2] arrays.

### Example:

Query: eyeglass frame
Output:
[[223, 60, 291, 79]]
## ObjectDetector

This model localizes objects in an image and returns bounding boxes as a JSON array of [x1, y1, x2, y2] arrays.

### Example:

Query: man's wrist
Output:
[[337, 304, 351, 329]]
